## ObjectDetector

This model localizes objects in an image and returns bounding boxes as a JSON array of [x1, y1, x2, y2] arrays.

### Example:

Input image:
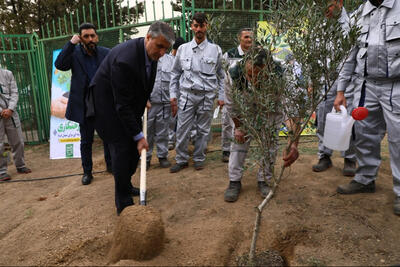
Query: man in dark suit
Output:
[[55, 23, 113, 186], [89, 21, 175, 215]]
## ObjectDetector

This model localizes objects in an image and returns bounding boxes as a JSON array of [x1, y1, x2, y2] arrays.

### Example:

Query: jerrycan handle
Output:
[[330, 105, 348, 117]]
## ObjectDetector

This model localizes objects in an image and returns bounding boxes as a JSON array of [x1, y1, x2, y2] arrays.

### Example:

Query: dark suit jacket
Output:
[[88, 37, 157, 143], [55, 42, 109, 124]]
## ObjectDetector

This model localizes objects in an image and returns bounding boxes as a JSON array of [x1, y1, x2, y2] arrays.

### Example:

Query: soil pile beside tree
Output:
[[108, 205, 164, 262]]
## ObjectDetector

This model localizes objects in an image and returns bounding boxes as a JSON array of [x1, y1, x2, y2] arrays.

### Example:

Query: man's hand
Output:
[[1, 109, 13, 119], [50, 96, 68, 118], [217, 100, 224, 107], [234, 128, 246, 144], [137, 137, 149, 153], [146, 100, 152, 110], [283, 142, 299, 167], [170, 98, 178, 117], [334, 91, 346, 111], [70, 34, 81, 45], [326, 0, 343, 18]]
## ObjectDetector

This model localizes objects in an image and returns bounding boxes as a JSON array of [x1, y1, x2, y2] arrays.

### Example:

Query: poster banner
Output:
[[257, 21, 292, 63], [258, 21, 317, 136], [49, 49, 81, 159]]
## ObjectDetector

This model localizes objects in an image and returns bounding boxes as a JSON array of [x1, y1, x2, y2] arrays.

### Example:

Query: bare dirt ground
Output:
[[0, 134, 399, 266]]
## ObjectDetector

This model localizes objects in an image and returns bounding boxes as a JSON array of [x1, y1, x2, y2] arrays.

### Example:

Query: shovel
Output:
[[140, 107, 148, 205]]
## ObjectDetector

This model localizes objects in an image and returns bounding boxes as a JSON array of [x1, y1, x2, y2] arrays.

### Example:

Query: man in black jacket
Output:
[[89, 21, 175, 215], [55, 23, 112, 185]]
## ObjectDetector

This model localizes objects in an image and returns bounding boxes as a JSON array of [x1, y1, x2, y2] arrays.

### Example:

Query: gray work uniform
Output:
[[224, 67, 284, 182], [0, 69, 26, 174], [221, 46, 244, 153], [147, 53, 174, 161], [337, 0, 400, 196], [168, 109, 177, 146], [316, 7, 355, 160], [170, 38, 224, 164], [168, 73, 206, 148], [168, 60, 182, 147]]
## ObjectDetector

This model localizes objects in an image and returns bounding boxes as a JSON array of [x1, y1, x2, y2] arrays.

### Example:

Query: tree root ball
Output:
[[237, 250, 285, 266], [108, 205, 165, 263]]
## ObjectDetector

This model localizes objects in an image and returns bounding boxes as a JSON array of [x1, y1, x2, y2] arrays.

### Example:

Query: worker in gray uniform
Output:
[[312, 0, 357, 176], [224, 48, 300, 202], [169, 12, 225, 173], [221, 28, 253, 163], [0, 68, 31, 181], [146, 53, 175, 169], [334, 0, 400, 215], [168, 37, 186, 151]]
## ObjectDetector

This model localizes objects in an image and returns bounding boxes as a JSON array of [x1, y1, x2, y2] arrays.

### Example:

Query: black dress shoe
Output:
[[106, 165, 113, 174], [81, 173, 93, 185], [131, 186, 140, 196], [117, 203, 134, 216]]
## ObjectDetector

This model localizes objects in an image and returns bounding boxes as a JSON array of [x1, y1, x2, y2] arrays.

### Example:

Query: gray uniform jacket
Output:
[[337, 0, 400, 92], [150, 53, 175, 104], [0, 68, 19, 115], [169, 38, 225, 101]]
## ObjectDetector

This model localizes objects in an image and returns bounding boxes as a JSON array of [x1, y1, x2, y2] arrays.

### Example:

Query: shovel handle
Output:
[[139, 108, 148, 205], [139, 148, 147, 205]]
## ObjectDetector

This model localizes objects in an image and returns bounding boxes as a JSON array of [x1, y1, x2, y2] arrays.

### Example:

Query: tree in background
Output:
[[0, 0, 144, 36]]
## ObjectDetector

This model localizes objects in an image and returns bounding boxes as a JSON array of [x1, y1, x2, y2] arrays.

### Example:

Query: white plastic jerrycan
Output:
[[323, 105, 368, 151]]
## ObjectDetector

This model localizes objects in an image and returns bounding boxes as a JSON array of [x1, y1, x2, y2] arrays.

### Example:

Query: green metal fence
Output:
[[0, 33, 50, 144], [0, 0, 363, 144]]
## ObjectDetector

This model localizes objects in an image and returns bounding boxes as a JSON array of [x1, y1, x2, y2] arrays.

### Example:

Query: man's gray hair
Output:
[[237, 27, 253, 37], [147, 21, 175, 45]]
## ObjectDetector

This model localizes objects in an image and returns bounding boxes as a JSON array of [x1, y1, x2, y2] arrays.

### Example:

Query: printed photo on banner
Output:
[[49, 49, 81, 159]]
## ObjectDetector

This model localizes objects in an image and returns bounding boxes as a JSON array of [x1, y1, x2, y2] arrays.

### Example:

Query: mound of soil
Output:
[[108, 205, 164, 262]]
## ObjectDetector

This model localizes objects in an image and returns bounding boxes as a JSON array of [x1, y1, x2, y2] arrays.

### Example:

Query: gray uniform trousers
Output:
[[316, 82, 356, 160], [190, 114, 213, 143], [175, 90, 215, 164], [228, 139, 278, 182], [0, 112, 26, 174], [228, 114, 283, 182], [168, 105, 212, 147], [168, 115, 177, 146], [146, 103, 171, 161], [190, 124, 197, 141], [221, 105, 233, 152], [353, 79, 400, 196]]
